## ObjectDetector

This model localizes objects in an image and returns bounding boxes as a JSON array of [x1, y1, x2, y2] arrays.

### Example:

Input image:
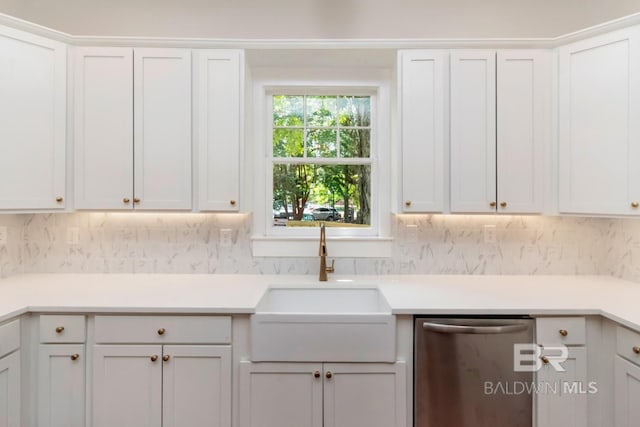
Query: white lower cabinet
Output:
[[614, 356, 640, 427], [239, 361, 406, 427], [38, 345, 85, 427], [93, 344, 231, 427], [0, 351, 20, 427]]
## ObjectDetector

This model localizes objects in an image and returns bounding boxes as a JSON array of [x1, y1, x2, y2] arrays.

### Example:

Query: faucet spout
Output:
[[318, 223, 334, 281]]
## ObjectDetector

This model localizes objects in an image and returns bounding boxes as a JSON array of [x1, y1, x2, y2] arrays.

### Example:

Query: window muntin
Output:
[[269, 94, 375, 232]]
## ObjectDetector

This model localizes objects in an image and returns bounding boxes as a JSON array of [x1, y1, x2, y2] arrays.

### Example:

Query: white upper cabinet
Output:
[[558, 27, 640, 215], [496, 50, 549, 214], [449, 49, 549, 214], [0, 25, 66, 210], [195, 50, 243, 212], [75, 47, 192, 210], [398, 50, 447, 213], [450, 50, 497, 213]]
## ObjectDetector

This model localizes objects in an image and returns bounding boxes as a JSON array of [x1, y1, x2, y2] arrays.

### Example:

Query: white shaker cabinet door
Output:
[[162, 345, 231, 427], [496, 50, 550, 214], [239, 362, 323, 427], [196, 50, 243, 211], [134, 48, 192, 210], [398, 50, 447, 213], [450, 50, 497, 213], [0, 25, 66, 210], [558, 27, 640, 215], [92, 345, 162, 427], [38, 345, 85, 427], [74, 47, 134, 210], [0, 351, 20, 427], [323, 362, 407, 427], [614, 356, 640, 427]]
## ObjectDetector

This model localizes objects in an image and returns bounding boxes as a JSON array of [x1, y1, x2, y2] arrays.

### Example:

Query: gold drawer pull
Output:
[[55, 326, 64, 334], [489, 201, 496, 208], [157, 328, 166, 335], [559, 329, 568, 337], [150, 355, 158, 362], [633, 346, 640, 355], [123, 197, 130, 204], [541, 356, 549, 365], [230, 200, 237, 206], [632, 202, 639, 208], [313, 371, 321, 378], [500, 202, 507, 208], [405, 200, 412, 207], [133, 197, 140, 204], [163, 355, 170, 362], [70, 354, 79, 361], [56, 197, 63, 203], [325, 371, 333, 379]]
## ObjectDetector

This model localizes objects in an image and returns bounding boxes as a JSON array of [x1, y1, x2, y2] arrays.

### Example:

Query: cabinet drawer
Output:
[[94, 315, 231, 344], [40, 315, 86, 343], [0, 319, 20, 358], [616, 325, 640, 365], [536, 317, 586, 345]]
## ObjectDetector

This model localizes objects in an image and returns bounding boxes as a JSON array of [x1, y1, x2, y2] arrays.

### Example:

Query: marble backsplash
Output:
[[0, 212, 623, 278]]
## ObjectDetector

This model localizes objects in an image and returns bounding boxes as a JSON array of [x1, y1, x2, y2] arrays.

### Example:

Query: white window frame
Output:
[[250, 68, 392, 258]]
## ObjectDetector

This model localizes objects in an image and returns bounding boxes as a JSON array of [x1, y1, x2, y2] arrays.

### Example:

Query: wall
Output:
[[1, 0, 639, 39], [0, 214, 24, 278], [16, 212, 612, 276]]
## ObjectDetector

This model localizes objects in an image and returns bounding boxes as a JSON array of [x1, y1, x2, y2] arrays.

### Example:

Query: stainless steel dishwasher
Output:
[[414, 317, 534, 427]]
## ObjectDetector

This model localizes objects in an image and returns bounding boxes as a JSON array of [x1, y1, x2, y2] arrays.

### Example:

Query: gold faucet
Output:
[[318, 223, 335, 281]]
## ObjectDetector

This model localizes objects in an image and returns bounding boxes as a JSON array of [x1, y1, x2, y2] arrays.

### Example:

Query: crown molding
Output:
[[1, 10, 640, 49]]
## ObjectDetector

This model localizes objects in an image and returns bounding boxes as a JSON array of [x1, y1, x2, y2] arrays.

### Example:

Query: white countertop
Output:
[[1, 274, 639, 331]]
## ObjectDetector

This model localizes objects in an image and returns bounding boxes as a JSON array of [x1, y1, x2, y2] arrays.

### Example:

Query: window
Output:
[[267, 92, 377, 237]]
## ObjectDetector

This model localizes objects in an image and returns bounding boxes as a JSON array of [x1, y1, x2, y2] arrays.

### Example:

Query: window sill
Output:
[[251, 236, 393, 258]]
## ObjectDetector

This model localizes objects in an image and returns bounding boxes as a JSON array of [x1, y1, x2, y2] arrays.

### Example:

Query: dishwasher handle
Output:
[[422, 321, 529, 334]]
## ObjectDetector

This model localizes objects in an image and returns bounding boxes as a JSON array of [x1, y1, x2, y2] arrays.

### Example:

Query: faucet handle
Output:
[[326, 259, 335, 273]]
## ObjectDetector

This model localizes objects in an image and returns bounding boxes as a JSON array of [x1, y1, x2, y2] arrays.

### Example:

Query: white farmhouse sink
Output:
[[250, 285, 396, 362]]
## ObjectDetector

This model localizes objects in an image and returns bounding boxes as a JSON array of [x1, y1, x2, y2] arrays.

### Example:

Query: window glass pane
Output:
[[307, 129, 337, 158], [272, 164, 371, 227], [338, 96, 370, 127], [340, 129, 370, 158], [273, 128, 304, 157], [306, 96, 337, 127], [273, 95, 304, 126]]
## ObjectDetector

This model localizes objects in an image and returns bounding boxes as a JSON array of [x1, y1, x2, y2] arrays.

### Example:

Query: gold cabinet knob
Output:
[[133, 197, 140, 204], [540, 356, 549, 365], [632, 202, 639, 208], [150, 355, 159, 362], [123, 197, 130, 204], [559, 329, 568, 337], [325, 371, 333, 379], [55, 326, 64, 334], [70, 354, 80, 361], [405, 201, 412, 207], [230, 200, 237, 206], [313, 371, 321, 378], [500, 202, 507, 208], [157, 328, 166, 335], [162, 355, 170, 362], [489, 201, 496, 208], [633, 346, 640, 354], [56, 197, 63, 203]]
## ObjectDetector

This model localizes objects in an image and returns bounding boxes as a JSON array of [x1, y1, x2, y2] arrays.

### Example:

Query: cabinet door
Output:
[[74, 47, 134, 210], [450, 50, 497, 213], [497, 50, 549, 214], [536, 347, 588, 427], [134, 48, 192, 210], [398, 50, 447, 212], [92, 345, 162, 427], [162, 345, 231, 427], [323, 362, 406, 427], [558, 27, 640, 215], [239, 361, 323, 427], [0, 351, 20, 427], [38, 345, 85, 427], [614, 356, 640, 427], [196, 50, 243, 211], [0, 25, 66, 210]]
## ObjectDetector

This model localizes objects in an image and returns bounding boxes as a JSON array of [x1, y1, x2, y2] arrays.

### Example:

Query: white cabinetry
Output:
[[614, 325, 640, 427], [558, 27, 640, 215], [74, 47, 192, 210], [450, 50, 549, 213], [38, 315, 86, 427], [92, 316, 231, 427], [535, 317, 588, 427], [195, 50, 243, 211], [0, 25, 66, 210], [398, 50, 447, 212], [0, 320, 20, 427], [239, 361, 406, 427]]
